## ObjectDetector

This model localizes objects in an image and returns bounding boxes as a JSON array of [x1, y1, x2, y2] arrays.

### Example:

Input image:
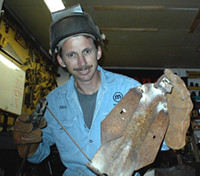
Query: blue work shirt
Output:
[[28, 66, 168, 175]]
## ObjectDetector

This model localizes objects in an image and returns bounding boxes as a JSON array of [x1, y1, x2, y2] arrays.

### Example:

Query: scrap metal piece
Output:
[[87, 76, 173, 176]]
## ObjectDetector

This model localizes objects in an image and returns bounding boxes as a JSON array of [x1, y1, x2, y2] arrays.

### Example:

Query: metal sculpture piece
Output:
[[87, 69, 193, 176]]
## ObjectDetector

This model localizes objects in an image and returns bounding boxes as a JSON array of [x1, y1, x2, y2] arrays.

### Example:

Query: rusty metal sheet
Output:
[[133, 110, 169, 170], [87, 76, 173, 176], [101, 88, 141, 145]]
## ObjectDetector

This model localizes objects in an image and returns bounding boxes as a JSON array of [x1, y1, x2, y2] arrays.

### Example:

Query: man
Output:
[[13, 4, 192, 176], [14, 5, 142, 175]]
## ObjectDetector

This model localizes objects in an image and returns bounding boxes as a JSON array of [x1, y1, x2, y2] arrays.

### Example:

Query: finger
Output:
[[164, 69, 187, 87], [17, 144, 39, 158], [165, 69, 190, 99], [14, 119, 33, 133], [18, 113, 30, 122], [39, 117, 47, 129], [18, 129, 42, 144]]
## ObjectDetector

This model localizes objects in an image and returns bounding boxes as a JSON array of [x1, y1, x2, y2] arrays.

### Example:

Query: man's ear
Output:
[[97, 46, 102, 61], [57, 55, 66, 67]]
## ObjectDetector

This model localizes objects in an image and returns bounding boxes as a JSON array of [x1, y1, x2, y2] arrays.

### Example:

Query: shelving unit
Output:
[[186, 71, 200, 162]]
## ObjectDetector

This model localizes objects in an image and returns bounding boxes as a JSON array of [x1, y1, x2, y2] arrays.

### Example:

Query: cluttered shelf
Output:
[[188, 87, 200, 90]]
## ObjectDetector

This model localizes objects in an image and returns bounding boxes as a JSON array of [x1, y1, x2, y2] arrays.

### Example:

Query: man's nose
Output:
[[78, 55, 87, 66]]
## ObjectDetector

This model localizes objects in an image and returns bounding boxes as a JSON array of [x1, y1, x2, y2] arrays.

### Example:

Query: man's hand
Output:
[[13, 113, 46, 158], [164, 69, 193, 149]]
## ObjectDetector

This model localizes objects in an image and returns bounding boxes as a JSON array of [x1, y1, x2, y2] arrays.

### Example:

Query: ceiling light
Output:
[[43, 0, 65, 12]]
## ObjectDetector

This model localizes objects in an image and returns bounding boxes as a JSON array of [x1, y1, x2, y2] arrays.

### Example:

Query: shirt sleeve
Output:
[[161, 140, 170, 151]]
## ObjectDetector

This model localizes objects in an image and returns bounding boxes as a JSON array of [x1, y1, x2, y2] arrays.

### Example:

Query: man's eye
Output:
[[66, 52, 76, 58], [83, 49, 92, 55]]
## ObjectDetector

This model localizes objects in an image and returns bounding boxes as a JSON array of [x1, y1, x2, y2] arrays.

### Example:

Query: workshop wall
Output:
[[0, 11, 57, 130]]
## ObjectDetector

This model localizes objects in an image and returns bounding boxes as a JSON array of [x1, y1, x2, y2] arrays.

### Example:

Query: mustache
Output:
[[73, 65, 93, 71]]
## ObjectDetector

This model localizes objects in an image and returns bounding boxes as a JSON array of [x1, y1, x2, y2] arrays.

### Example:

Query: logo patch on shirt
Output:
[[60, 105, 67, 109], [113, 92, 123, 102]]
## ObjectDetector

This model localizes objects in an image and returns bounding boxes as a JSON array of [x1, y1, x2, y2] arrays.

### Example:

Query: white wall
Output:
[[56, 66, 70, 87]]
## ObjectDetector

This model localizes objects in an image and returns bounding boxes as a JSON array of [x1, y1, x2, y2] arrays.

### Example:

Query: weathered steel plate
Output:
[[87, 77, 173, 176]]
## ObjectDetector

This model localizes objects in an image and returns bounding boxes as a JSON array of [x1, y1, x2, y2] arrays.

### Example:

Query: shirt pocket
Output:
[[51, 126, 72, 152], [50, 119, 82, 154]]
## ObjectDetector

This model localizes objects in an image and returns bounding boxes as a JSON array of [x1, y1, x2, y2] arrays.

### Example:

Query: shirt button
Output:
[[89, 139, 93, 143]]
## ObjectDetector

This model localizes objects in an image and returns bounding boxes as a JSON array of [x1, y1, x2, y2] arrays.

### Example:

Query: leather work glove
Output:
[[164, 69, 193, 149], [13, 113, 47, 158]]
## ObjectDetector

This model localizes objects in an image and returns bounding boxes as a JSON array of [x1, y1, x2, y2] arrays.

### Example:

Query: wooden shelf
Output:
[[188, 86, 200, 90]]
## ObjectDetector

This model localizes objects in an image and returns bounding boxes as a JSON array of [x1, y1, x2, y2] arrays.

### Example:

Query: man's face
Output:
[[58, 35, 101, 83]]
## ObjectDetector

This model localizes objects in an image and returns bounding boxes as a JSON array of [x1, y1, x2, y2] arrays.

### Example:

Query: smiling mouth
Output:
[[73, 65, 93, 72]]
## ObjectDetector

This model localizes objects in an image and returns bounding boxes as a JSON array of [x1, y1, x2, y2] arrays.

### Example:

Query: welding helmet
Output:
[[49, 4, 104, 62]]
